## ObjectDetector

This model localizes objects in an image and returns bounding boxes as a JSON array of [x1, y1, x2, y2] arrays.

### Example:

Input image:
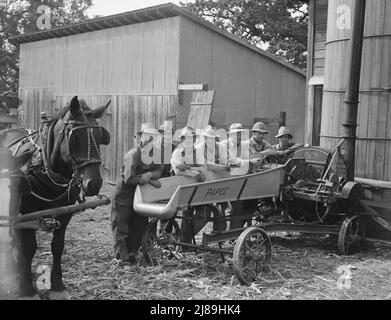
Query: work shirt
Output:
[[248, 137, 272, 160], [114, 145, 164, 206], [171, 143, 206, 176], [121, 145, 165, 186], [272, 141, 303, 164], [218, 139, 250, 175]]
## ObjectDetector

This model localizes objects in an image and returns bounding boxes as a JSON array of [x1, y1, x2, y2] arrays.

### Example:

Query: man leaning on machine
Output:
[[111, 123, 164, 265]]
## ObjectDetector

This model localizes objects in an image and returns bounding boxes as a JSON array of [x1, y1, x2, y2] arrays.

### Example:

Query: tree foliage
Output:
[[182, 0, 308, 70], [0, 0, 93, 95]]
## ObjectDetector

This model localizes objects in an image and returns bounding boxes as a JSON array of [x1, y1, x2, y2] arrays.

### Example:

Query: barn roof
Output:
[[10, 2, 305, 77]]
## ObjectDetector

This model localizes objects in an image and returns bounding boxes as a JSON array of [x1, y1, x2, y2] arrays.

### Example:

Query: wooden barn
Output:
[[11, 3, 306, 183], [306, 0, 391, 237]]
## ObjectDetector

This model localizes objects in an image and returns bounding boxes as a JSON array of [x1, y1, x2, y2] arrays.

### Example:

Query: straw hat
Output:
[[137, 123, 159, 135], [229, 123, 246, 134], [275, 126, 293, 139], [251, 122, 268, 134]]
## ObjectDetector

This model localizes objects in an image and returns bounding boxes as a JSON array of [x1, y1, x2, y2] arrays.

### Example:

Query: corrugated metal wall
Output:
[[178, 16, 306, 142], [18, 17, 180, 183], [322, 0, 391, 183]]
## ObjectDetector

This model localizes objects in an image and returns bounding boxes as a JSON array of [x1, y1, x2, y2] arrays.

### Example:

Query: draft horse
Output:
[[0, 96, 110, 299]]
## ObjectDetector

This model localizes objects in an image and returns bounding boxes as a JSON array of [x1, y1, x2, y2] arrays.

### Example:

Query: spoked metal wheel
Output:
[[338, 215, 367, 255], [233, 227, 272, 285], [141, 218, 181, 265]]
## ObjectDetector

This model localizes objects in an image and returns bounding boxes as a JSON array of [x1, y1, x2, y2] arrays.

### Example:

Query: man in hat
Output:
[[273, 126, 303, 164], [217, 123, 252, 230], [171, 126, 206, 182], [248, 122, 274, 162], [196, 125, 224, 170], [111, 123, 165, 264], [219, 123, 250, 175], [171, 126, 208, 243]]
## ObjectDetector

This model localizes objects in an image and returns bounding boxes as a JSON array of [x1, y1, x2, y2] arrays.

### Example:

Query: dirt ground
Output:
[[2, 183, 391, 300]]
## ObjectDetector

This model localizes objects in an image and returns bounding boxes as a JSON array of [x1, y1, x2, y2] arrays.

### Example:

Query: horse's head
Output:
[[51, 96, 110, 197]]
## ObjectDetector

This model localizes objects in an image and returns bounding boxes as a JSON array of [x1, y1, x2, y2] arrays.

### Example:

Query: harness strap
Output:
[[50, 126, 66, 169]]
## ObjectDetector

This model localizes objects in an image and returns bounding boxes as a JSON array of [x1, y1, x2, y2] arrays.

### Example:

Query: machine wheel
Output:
[[338, 215, 366, 255], [233, 227, 272, 285], [283, 199, 336, 224], [141, 218, 181, 265]]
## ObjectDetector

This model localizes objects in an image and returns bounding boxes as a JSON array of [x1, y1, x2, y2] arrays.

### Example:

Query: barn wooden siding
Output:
[[19, 90, 177, 182], [18, 17, 180, 182], [17, 5, 307, 182], [19, 17, 180, 95], [178, 16, 306, 142]]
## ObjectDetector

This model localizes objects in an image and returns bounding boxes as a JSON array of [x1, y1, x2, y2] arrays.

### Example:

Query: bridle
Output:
[[63, 122, 103, 173], [36, 109, 105, 203]]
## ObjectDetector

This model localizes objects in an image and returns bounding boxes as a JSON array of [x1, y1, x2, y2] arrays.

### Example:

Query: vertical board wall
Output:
[[18, 17, 180, 183], [178, 16, 306, 143]]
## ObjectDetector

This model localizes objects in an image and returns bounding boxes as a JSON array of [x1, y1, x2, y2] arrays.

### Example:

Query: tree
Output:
[[181, 0, 308, 69], [0, 0, 93, 96]]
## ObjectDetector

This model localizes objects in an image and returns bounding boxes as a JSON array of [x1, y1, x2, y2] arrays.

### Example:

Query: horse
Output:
[[0, 96, 110, 299]]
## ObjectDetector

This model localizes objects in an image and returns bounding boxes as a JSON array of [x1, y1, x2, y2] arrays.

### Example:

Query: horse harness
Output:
[[5, 109, 106, 204]]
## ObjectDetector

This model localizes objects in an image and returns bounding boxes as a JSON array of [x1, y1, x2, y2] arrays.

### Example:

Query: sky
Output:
[[87, 0, 193, 17]]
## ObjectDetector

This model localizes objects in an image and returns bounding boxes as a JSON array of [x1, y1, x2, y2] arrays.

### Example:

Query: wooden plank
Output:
[[179, 17, 196, 87], [165, 17, 180, 95], [108, 28, 124, 94], [128, 95, 135, 150], [226, 39, 242, 123], [102, 29, 114, 95], [121, 26, 133, 94], [194, 22, 213, 88], [54, 38, 63, 95], [187, 90, 215, 129], [241, 49, 257, 126], [131, 23, 144, 94], [63, 37, 74, 95], [178, 84, 207, 91], [77, 34, 88, 93], [152, 19, 166, 93], [178, 17, 196, 127], [314, 50, 326, 60], [141, 21, 155, 94]]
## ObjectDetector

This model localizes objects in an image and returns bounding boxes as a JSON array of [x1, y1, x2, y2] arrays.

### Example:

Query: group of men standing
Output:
[[111, 121, 303, 264]]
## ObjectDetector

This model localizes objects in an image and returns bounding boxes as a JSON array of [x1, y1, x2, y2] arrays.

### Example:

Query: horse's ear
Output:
[[69, 96, 81, 118], [92, 100, 111, 119]]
